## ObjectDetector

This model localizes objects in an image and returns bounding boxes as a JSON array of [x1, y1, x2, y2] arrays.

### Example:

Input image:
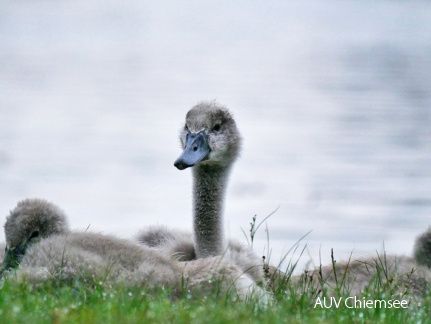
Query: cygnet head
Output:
[[174, 101, 242, 170], [2, 198, 69, 270], [414, 226, 431, 268]]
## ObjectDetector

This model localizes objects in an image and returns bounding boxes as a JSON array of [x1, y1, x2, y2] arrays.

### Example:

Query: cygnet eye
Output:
[[213, 124, 221, 132], [29, 230, 40, 240]]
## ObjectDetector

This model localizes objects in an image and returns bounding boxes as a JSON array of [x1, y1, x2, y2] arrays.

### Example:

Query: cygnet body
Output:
[[1, 198, 268, 302]]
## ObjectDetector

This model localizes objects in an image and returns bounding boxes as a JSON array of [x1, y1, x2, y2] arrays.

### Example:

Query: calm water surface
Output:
[[0, 1, 430, 270]]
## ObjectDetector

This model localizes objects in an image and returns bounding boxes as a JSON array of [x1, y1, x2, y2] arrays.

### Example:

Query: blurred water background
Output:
[[0, 1, 430, 271]]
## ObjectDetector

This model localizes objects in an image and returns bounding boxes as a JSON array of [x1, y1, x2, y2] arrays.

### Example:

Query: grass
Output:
[[1, 213, 431, 323], [1, 273, 430, 324]]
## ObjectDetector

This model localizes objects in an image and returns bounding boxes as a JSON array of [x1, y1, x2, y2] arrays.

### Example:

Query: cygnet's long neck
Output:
[[192, 164, 230, 258]]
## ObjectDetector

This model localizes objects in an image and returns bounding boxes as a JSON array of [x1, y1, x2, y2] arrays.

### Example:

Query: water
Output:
[[0, 0, 430, 271]]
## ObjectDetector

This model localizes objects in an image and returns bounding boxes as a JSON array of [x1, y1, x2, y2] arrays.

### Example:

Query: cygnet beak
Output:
[[174, 131, 211, 170], [1, 244, 27, 272]]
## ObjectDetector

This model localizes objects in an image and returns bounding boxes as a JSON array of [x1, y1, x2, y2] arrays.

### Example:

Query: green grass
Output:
[[1, 272, 430, 324]]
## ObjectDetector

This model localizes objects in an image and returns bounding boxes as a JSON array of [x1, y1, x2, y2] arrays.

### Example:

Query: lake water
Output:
[[0, 0, 430, 271]]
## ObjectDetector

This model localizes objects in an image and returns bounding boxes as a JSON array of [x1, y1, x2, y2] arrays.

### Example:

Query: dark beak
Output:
[[174, 131, 211, 170], [1, 244, 27, 273]]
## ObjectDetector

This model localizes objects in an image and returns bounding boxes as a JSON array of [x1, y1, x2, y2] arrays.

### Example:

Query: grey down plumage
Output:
[[1, 198, 268, 301], [136, 101, 265, 286]]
